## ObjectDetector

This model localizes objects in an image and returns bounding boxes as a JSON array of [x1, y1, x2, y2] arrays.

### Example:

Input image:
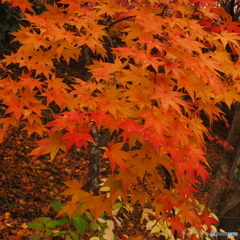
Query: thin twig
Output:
[[142, 172, 155, 200], [142, 216, 162, 240], [108, 16, 135, 28]]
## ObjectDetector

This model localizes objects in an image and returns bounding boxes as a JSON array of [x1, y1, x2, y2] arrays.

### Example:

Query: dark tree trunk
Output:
[[81, 45, 111, 195], [209, 1, 240, 233], [83, 128, 101, 195], [207, 103, 240, 233], [83, 129, 110, 195]]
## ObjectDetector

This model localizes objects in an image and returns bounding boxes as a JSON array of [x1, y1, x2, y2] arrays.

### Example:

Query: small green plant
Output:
[[28, 200, 122, 240]]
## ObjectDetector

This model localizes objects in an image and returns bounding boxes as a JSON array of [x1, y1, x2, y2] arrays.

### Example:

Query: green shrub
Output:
[[0, 2, 24, 51]]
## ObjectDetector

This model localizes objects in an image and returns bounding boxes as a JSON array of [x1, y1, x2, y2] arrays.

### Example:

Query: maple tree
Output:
[[0, 0, 240, 238]]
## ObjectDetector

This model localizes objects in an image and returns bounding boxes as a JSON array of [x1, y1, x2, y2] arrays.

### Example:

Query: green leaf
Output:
[[56, 217, 69, 225], [0, 24, 9, 32], [28, 221, 44, 229], [100, 212, 109, 220], [77, 202, 84, 207], [53, 230, 67, 237], [45, 228, 52, 236], [50, 200, 64, 212], [73, 216, 88, 235], [113, 203, 122, 209], [86, 211, 93, 220], [30, 233, 43, 240], [70, 231, 79, 240], [10, 24, 20, 33], [90, 220, 100, 231], [114, 234, 121, 240], [38, 217, 51, 225], [46, 220, 59, 228], [98, 221, 107, 229]]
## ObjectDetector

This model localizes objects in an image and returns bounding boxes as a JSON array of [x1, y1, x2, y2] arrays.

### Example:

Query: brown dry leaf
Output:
[[19, 199, 26, 204], [0, 222, 6, 230], [4, 212, 11, 219], [41, 205, 51, 214]]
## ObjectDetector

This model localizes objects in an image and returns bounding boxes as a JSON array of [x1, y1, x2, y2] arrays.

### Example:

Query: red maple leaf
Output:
[[200, 210, 219, 231], [60, 127, 94, 151], [89, 109, 114, 130], [168, 217, 187, 238], [117, 119, 142, 141]]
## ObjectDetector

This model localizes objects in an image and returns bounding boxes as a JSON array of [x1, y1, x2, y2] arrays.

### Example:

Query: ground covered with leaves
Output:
[[0, 44, 234, 239]]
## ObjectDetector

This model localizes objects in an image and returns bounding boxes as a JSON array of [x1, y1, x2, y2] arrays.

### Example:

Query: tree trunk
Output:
[[82, 45, 111, 195], [83, 129, 110, 195], [208, 0, 240, 234], [207, 103, 240, 233]]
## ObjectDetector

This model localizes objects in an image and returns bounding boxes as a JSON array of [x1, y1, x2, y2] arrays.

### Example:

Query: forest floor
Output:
[[0, 44, 235, 239]]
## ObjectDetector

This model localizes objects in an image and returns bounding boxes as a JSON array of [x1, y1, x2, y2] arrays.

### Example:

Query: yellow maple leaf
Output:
[[20, 223, 28, 229]]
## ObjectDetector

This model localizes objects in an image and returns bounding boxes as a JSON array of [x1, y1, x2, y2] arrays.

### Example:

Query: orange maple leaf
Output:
[[0, 116, 18, 131], [101, 140, 130, 173], [95, 0, 125, 17], [3, 99, 24, 122], [151, 83, 189, 114], [28, 133, 66, 160], [79, 194, 113, 220], [102, 176, 127, 203], [22, 122, 47, 137], [57, 179, 91, 219], [152, 196, 168, 220], [19, 72, 45, 93], [114, 171, 138, 191], [131, 191, 152, 207], [178, 202, 202, 228], [11, 0, 34, 12], [41, 88, 71, 110], [56, 201, 80, 220]]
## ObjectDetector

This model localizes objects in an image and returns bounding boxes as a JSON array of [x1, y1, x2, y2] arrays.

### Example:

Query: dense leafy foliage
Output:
[[1, 0, 240, 239], [0, 1, 23, 50]]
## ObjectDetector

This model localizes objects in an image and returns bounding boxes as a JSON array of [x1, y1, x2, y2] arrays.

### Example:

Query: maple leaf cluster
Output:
[[0, 0, 239, 238]]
